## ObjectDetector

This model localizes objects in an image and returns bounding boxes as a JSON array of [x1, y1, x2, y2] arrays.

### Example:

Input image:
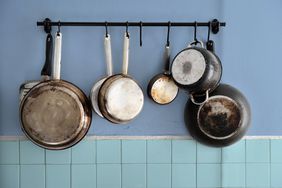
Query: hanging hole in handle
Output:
[[105, 21, 109, 38], [190, 89, 210, 105]]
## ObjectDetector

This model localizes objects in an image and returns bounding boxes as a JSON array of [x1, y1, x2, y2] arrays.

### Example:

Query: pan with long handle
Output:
[[20, 32, 92, 150], [90, 34, 113, 117], [19, 33, 53, 101], [98, 32, 144, 124], [147, 44, 178, 105]]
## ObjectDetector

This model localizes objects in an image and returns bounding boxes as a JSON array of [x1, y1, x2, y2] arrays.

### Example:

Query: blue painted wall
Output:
[[0, 0, 281, 136]]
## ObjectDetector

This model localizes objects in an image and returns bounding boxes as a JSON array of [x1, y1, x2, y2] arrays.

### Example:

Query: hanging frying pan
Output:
[[19, 33, 53, 102], [90, 33, 113, 117], [147, 45, 178, 104], [20, 31, 92, 150], [147, 23, 178, 105], [184, 84, 251, 147], [98, 31, 144, 124]]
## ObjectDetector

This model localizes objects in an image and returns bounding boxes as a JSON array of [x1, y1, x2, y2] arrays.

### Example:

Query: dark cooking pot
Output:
[[184, 84, 251, 147], [171, 41, 222, 96]]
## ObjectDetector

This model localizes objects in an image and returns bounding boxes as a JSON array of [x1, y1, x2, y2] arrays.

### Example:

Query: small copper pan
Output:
[[20, 32, 92, 150]]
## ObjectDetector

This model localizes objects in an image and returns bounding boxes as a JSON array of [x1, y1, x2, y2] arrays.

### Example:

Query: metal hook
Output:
[[139, 21, 143, 46], [207, 21, 211, 41], [57, 20, 61, 34], [166, 21, 171, 47], [105, 21, 109, 37], [125, 21, 129, 38], [193, 21, 198, 43]]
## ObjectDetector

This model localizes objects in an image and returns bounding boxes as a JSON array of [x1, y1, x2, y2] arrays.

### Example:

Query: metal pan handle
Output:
[[190, 90, 209, 105], [122, 32, 130, 75], [104, 34, 113, 76], [53, 32, 62, 80], [40, 33, 53, 79], [163, 45, 171, 75]]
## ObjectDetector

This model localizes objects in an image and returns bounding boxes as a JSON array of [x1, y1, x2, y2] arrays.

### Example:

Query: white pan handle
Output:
[[104, 34, 113, 76], [53, 32, 62, 80], [122, 32, 130, 75]]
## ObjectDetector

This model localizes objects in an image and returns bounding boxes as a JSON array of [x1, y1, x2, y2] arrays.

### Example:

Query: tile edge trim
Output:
[[1, 135, 282, 141]]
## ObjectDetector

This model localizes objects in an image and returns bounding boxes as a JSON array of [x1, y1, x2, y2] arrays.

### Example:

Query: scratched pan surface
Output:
[[98, 32, 144, 124], [20, 32, 92, 150], [184, 83, 251, 147], [147, 45, 178, 105], [20, 80, 92, 149]]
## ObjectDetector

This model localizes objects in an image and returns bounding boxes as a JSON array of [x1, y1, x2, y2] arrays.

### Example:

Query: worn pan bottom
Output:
[[147, 74, 178, 105], [20, 80, 92, 150]]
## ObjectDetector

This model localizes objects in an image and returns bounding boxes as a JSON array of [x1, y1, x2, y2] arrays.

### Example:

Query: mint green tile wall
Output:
[[0, 139, 282, 188]]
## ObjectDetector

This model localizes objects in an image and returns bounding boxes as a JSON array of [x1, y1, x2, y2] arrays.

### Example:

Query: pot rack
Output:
[[37, 18, 226, 46]]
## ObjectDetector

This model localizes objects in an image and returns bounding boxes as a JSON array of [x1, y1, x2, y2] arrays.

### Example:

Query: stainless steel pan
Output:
[[90, 34, 113, 117], [98, 32, 144, 124], [20, 32, 92, 150], [147, 44, 178, 105]]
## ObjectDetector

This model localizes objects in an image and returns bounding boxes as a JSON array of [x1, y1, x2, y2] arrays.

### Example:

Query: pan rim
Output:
[[98, 74, 144, 124], [19, 79, 92, 150], [196, 95, 242, 140], [147, 73, 179, 105]]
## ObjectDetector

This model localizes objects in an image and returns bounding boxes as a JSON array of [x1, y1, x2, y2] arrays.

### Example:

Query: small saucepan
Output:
[[184, 84, 251, 147], [98, 30, 144, 124], [147, 23, 178, 105], [90, 33, 113, 117], [20, 31, 92, 150], [147, 45, 178, 104]]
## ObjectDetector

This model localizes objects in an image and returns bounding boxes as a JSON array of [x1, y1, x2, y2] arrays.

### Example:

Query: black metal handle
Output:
[[41, 33, 53, 77], [206, 22, 215, 52]]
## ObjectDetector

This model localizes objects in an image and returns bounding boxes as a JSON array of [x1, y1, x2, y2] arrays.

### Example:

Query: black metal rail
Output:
[[37, 18, 226, 34]]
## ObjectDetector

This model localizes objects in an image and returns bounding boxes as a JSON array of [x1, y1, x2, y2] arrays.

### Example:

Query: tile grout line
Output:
[[220, 147, 223, 188], [70, 147, 72, 188], [120, 140, 122, 188], [245, 139, 247, 188], [269, 139, 271, 188], [146, 140, 148, 188], [95, 140, 98, 188], [170, 139, 172, 188], [18, 140, 21, 188], [195, 141, 198, 188], [44, 149, 46, 188]]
